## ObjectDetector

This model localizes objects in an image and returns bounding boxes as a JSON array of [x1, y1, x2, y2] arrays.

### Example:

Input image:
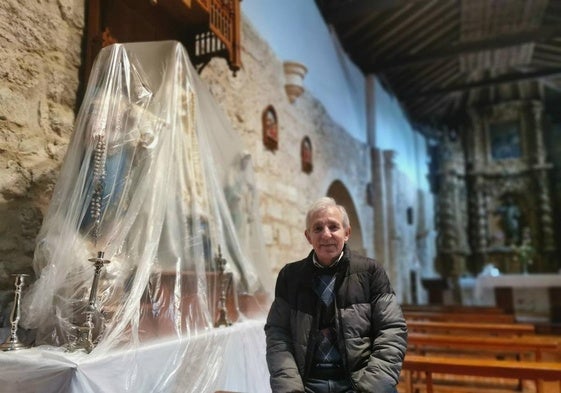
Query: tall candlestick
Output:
[[214, 247, 232, 328], [1, 274, 30, 351]]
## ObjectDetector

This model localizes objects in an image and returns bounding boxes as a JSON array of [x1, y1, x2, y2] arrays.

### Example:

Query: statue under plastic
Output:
[[18, 41, 273, 377]]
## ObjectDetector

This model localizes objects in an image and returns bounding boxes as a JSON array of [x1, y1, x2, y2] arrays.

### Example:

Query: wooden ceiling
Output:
[[314, 0, 561, 136]]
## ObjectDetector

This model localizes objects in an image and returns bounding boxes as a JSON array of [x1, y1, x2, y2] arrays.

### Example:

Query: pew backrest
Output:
[[401, 304, 507, 314], [406, 320, 535, 335], [408, 332, 559, 361], [402, 354, 561, 393], [404, 310, 516, 323]]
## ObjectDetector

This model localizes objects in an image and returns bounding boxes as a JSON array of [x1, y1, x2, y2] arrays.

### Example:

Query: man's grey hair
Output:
[[305, 196, 350, 230]]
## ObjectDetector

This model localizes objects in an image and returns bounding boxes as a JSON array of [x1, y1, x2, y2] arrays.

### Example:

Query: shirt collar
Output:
[[312, 250, 344, 269]]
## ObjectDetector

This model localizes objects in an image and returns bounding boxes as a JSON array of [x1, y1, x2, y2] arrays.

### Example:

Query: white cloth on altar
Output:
[[474, 274, 561, 321], [0, 320, 270, 393]]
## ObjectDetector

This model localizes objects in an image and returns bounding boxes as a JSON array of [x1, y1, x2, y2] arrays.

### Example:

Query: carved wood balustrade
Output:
[[85, 0, 241, 84]]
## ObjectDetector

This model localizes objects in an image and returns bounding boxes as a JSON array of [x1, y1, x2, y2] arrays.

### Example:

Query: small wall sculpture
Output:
[[262, 105, 278, 151], [301, 136, 313, 173]]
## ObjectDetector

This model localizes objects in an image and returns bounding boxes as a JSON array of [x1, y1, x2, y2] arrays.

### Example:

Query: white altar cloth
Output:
[[474, 274, 561, 321], [0, 319, 271, 393], [476, 274, 561, 289]]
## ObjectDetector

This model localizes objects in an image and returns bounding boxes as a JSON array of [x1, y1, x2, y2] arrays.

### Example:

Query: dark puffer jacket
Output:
[[265, 246, 408, 393]]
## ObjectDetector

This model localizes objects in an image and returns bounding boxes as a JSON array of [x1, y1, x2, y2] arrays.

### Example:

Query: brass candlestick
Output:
[[214, 247, 232, 328], [1, 273, 30, 351]]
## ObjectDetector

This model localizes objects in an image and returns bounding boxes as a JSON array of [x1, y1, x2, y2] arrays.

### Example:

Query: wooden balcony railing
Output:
[[159, 0, 242, 73], [85, 0, 242, 84], [205, 0, 241, 73]]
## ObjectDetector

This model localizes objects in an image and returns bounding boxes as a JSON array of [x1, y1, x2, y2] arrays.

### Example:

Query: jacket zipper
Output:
[[335, 280, 360, 390], [303, 296, 321, 379]]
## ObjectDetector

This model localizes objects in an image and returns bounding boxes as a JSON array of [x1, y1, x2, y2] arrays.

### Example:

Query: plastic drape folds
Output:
[[19, 41, 272, 388]]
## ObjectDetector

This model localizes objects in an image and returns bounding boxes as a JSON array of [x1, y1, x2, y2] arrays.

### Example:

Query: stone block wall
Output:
[[0, 0, 85, 292], [201, 21, 373, 272]]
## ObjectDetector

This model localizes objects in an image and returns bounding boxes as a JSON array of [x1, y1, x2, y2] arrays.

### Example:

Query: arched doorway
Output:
[[327, 181, 366, 256]]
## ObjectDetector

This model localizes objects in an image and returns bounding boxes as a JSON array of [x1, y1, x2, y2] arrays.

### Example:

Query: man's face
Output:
[[305, 206, 350, 267]]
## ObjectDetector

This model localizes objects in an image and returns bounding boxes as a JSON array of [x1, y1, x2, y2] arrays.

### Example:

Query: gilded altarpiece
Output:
[[431, 99, 557, 295], [464, 101, 556, 274]]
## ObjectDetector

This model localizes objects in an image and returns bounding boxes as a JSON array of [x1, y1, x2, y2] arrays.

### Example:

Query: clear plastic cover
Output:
[[15, 41, 272, 391]]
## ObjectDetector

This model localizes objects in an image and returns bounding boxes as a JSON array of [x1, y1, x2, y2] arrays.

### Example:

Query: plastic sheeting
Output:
[[15, 41, 273, 391]]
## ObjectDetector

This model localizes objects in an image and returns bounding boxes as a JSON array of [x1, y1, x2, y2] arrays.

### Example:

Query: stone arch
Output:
[[327, 180, 365, 255]]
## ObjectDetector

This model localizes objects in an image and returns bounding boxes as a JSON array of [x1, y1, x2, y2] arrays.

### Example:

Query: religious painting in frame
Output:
[[489, 120, 522, 160], [262, 105, 278, 151]]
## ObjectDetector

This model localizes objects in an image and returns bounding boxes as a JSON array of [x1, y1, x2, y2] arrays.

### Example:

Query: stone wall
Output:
[[0, 2, 426, 317], [198, 21, 373, 273], [0, 0, 84, 294]]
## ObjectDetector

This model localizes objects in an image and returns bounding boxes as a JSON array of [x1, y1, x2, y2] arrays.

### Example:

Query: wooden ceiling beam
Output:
[[366, 1, 439, 57], [367, 26, 561, 73], [404, 67, 561, 98], [316, 0, 417, 25]]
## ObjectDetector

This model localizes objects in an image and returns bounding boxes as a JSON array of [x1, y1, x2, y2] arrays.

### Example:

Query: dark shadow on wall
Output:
[[0, 168, 61, 330]]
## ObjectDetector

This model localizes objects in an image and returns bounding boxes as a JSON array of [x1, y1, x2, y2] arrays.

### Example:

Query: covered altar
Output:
[[0, 41, 274, 392], [0, 320, 270, 393], [474, 274, 561, 322]]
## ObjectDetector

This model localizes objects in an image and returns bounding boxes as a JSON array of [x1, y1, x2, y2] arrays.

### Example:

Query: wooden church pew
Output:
[[401, 304, 508, 314], [402, 308, 559, 391], [408, 332, 560, 362], [406, 320, 535, 336], [404, 310, 516, 324], [401, 354, 561, 393]]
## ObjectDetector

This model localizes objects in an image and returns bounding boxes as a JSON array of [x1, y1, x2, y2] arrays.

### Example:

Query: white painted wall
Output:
[[241, 0, 366, 143], [374, 79, 431, 192], [242, 0, 431, 192]]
